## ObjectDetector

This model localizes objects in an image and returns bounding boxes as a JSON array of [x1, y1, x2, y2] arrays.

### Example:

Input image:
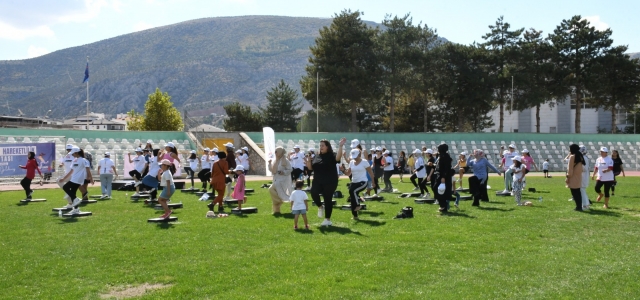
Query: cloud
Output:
[[27, 46, 50, 58], [133, 21, 153, 32], [582, 16, 609, 31], [0, 21, 55, 40]]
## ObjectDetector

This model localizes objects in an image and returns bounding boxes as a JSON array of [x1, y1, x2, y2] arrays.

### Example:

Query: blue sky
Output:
[[0, 0, 638, 60]]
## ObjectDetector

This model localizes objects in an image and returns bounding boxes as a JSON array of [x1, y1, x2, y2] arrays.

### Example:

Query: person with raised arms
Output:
[[467, 149, 501, 207], [306, 138, 345, 227], [341, 148, 375, 220]]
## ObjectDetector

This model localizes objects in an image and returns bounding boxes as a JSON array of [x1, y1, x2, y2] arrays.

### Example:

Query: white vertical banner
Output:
[[263, 127, 275, 176]]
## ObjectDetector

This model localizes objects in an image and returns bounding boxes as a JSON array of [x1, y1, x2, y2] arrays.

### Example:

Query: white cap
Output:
[[460, 152, 467, 156], [437, 183, 446, 194], [508, 144, 516, 149], [512, 155, 522, 162], [165, 142, 175, 148], [104, 152, 110, 157], [212, 148, 219, 152], [350, 139, 360, 149], [236, 150, 242, 154], [503, 150, 510, 155], [308, 148, 315, 153], [383, 150, 390, 155], [190, 150, 196, 154], [350, 148, 361, 159], [147, 139, 153, 143], [204, 147, 210, 152], [66, 144, 73, 150], [425, 149, 433, 154], [579, 145, 587, 154], [293, 145, 300, 149], [242, 146, 249, 151], [233, 165, 245, 172], [413, 149, 421, 155], [522, 149, 529, 153], [600, 147, 608, 153], [224, 142, 234, 148], [135, 147, 143, 152], [159, 159, 172, 166], [70, 146, 81, 154], [375, 146, 382, 151]]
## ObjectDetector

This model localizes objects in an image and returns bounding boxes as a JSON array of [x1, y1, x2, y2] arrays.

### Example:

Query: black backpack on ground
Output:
[[395, 206, 414, 219]]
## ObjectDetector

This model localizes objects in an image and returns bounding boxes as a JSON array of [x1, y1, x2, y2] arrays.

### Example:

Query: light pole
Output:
[[316, 71, 319, 133]]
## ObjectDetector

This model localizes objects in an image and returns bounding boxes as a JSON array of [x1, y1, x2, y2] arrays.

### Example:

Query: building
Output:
[[63, 113, 127, 131]]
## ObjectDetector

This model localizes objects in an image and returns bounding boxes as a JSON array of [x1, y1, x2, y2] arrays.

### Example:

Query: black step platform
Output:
[[195, 192, 216, 197], [456, 188, 470, 193], [180, 188, 199, 193], [63, 211, 92, 217], [148, 216, 178, 223], [20, 198, 46, 203], [496, 191, 511, 197], [231, 207, 257, 214], [459, 195, 472, 200], [143, 199, 159, 204], [312, 200, 338, 207], [245, 188, 254, 193], [340, 204, 367, 210], [90, 195, 104, 199], [81, 200, 98, 204], [131, 194, 151, 200], [154, 203, 183, 210], [415, 198, 437, 204], [399, 192, 422, 198], [224, 199, 246, 205], [364, 195, 384, 201], [52, 207, 72, 212]]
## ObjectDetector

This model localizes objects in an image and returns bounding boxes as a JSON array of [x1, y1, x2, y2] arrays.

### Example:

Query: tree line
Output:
[[224, 10, 640, 133]]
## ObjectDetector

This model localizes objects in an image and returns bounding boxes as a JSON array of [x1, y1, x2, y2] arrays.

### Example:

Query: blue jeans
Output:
[[100, 174, 113, 196]]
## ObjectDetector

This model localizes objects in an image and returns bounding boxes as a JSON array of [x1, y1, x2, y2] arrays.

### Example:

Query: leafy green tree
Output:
[[590, 46, 640, 133], [411, 24, 441, 132], [548, 15, 613, 133], [481, 16, 524, 132], [297, 109, 351, 132], [300, 10, 379, 132], [516, 28, 555, 132], [378, 14, 420, 132], [126, 88, 183, 131], [223, 102, 263, 131], [260, 80, 303, 132]]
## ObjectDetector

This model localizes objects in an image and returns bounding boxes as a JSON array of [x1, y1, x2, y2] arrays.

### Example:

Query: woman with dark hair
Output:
[[566, 144, 585, 211], [77, 148, 94, 201], [428, 144, 453, 213], [223, 143, 237, 201], [19, 151, 43, 200], [371, 147, 384, 196], [208, 151, 229, 213], [611, 150, 625, 196], [305, 138, 345, 226], [410, 149, 429, 198], [397, 151, 406, 183]]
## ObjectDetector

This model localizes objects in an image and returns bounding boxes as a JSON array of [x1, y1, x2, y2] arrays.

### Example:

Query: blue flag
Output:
[[82, 63, 89, 83]]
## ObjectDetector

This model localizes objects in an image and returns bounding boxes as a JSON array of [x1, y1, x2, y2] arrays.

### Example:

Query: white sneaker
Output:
[[510, 192, 514, 196], [223, 196, 232, 201], [412, 187, 419, 191], [568, 198, 574, 201], [69, 208, 81, 214], [419, 194, 425, 198], [320, 219, 332, 226], [317, 207, 324, 218], [63, 204, 74, 209], [502, 189, 509, 193], [132, 193, 141, 197], [63, 194, 71, 201], [72, 198, 82, 207], [134, 182, 141, 187]]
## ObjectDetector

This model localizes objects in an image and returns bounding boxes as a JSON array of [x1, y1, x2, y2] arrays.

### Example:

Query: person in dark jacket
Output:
[[223, 142, 237, 200], [428, 144, 453, 213]]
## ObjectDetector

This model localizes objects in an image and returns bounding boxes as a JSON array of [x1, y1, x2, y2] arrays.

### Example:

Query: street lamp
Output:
[[316, 71, 319, 133]]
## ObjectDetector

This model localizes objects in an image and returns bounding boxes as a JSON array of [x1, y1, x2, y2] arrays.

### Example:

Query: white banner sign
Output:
[[263, 127, 275, 176]]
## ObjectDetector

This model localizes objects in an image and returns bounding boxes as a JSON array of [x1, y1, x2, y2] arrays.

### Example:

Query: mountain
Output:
[[630, 52, 640, 59], [0, 16, 379, 119]]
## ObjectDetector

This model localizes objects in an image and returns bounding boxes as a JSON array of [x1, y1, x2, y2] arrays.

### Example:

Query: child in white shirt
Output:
[[542, 159, 550, 178], [511, 156, 525, 205], [289, 180, 309, 230]]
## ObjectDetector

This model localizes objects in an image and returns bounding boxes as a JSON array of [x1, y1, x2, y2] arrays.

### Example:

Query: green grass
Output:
[[1, 176, 640, 299]]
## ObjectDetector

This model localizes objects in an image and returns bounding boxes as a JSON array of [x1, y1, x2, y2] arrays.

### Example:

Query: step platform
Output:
[[458, 195, 472, 201], [231, 207, 257, 214], [131, 194, 151, 200], [180, 188, 199, 193], [398, 192, 422, 198], [143, 199, 159, 204], [364, 195, 384, 201], [495, 191, 512, 197], [148, 216, 178, 223], [195, 192, 216, 197], [312, 200, 337, 207], [154, 203, 183, 210], [245, 188, 254, 193], [224, 199, 247, 205], [63, 211, 92, 217], [340, 204, 367, 210], [20, 198, 46, 203], [415, 198, 437, 204], [456, 188, 470, 193], [81, 200, 98, 204], [90, 195, 104, 199], [52, 207, 72, 212]]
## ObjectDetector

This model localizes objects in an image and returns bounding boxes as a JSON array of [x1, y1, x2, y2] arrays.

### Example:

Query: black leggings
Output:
[[595, 180, 614, 197], [310, 181, 338, 219], [373, 171, 382, 193], [184, 167, 195, 186], [63, 181, 81, 205], [410, 173, 419, 188], [291, 168, 304, 182], [348, 181, 367, 218], [304, 167, 313, 187], [612, 174, 618, 192], [20, 177, 32, 198], [129, 170, 142, 181], [469, 176, 489, 205], [383, 170, 393, 190], [198, 169, 211, 189], [570, 188, 582, 210]]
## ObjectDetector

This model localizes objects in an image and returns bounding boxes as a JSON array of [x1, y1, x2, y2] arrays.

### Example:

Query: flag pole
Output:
[[86, 56, 89, 120]]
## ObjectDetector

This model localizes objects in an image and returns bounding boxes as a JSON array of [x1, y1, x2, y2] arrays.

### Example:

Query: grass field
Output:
[[1, 176, 640, 299]]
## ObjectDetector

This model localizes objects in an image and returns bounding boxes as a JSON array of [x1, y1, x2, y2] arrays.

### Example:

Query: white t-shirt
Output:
[[147, 156, 160, 178], [211, 154, 219, 163], [241, 153, 250, 169], [349, 159, 371, 183], [289, 190, 308, 210], [595, 156, 614, 181], [383, 156, 394, 171], [188, 158, 198, 170], [290, 151, 305, 170], [542, 161, 549, 170], [511, 165, 524, 181], [160, 169, 174, 187], [70, 157, 88, 184], [414, 156, 426, 178], [201, 155, 211, 169], [503, 151, 519, 169], [98, 158, 115, 174], [582, 156, 590, 188], [63, 153, 73, 174], [132, 155, 146, 173]]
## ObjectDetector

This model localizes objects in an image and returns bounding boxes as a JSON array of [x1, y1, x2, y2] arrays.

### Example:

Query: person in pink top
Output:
[[159, 142, 181, 165], [520, 149, 539, 173], [231, 165, 246, 210]]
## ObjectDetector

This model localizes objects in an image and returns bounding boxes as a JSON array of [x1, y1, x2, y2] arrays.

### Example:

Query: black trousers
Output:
[[410, 173, 419, 188], [198, 169, 211, 189], [63, 181, 81, 207], [20, 177, 32, 198], [570, 188, 582, 210], [595, 180, 613, 197], [374, 170, 383, 194], [304, 167, 313, 187], [348, 181, 367, 218], [291, 168, 304, 182], [383, 170, 393, 190], [184, 167, 195, 186], [469, 176, 489, 206], [129, 170, 142, 181], [432, 174, 452, 211], [310, 181, 338, 219]]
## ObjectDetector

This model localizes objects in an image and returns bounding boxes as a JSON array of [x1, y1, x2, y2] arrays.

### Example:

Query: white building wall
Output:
[[537, 103, 559, 133], [569, 109, 599, 133], [486, 108, 519, 132]]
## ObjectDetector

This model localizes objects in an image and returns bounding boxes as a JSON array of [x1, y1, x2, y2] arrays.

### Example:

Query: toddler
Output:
[[231, 165, 246, 209], [289, 180, 309, 230]]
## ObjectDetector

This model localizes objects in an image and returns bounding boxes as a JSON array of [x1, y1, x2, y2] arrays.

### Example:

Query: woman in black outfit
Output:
[[306, 138, 345, 227], [428, 144, 453, 213], [372, 147, 384, 196], [611, 150, 625, 196]]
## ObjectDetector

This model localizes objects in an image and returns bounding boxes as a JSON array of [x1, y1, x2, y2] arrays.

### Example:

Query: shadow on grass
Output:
[[294, 229, 314, 234], [155, 223, 175, 229], [57, 217, 79, 223], [272, 213, 294, 219], [476, 206, 515, 212], [356, 219, 386, 227], [488, 201, 506, 204], [232, 213, 249, 218], [378, 201, 400, 204], [585, 209, 622, 217], [359, 211, 385, 217], [16, 202, 29, 206], [318, 226, 363, 236], [440, 211, 476, 218]]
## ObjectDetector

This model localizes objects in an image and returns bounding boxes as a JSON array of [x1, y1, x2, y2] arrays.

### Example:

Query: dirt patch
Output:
[[101, 283, 172, 299]]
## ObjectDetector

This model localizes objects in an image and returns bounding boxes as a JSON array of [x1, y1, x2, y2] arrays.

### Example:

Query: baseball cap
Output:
[[135, 147, 143, 152], [508, 144, 515, 149], [579, 145, 587, 154], [294, 145, 300, 149], [236, 150, 242, 154], [212, 148, 219, 152], [66, 144, 73, 150], [413, 149, 421, 155], [350, 139, 360, 149], [233, 165, 245, 172], [165, 142, 175, 148], [375, 146, 382, 152], [104, 152, 110, 157], [159, 159, 172, 166], [204, 147, 210, 152], [190, 150, 196, 154], [522, 149, 529, 153], [224, 142, 234, 148], [600, 147, 608, 153], [512, 155, 522, 162], [350, 149, 361, 159], [425, 149, 433, 154], [383, 150, 390, 155], [70, 146, 81, 154]]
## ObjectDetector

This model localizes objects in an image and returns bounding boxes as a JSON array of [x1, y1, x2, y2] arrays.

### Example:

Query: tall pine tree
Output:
[[260, 80, 303, 132]]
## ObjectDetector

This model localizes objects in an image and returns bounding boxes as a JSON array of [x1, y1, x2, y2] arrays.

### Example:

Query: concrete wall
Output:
[[518, 108, 532, 133]]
